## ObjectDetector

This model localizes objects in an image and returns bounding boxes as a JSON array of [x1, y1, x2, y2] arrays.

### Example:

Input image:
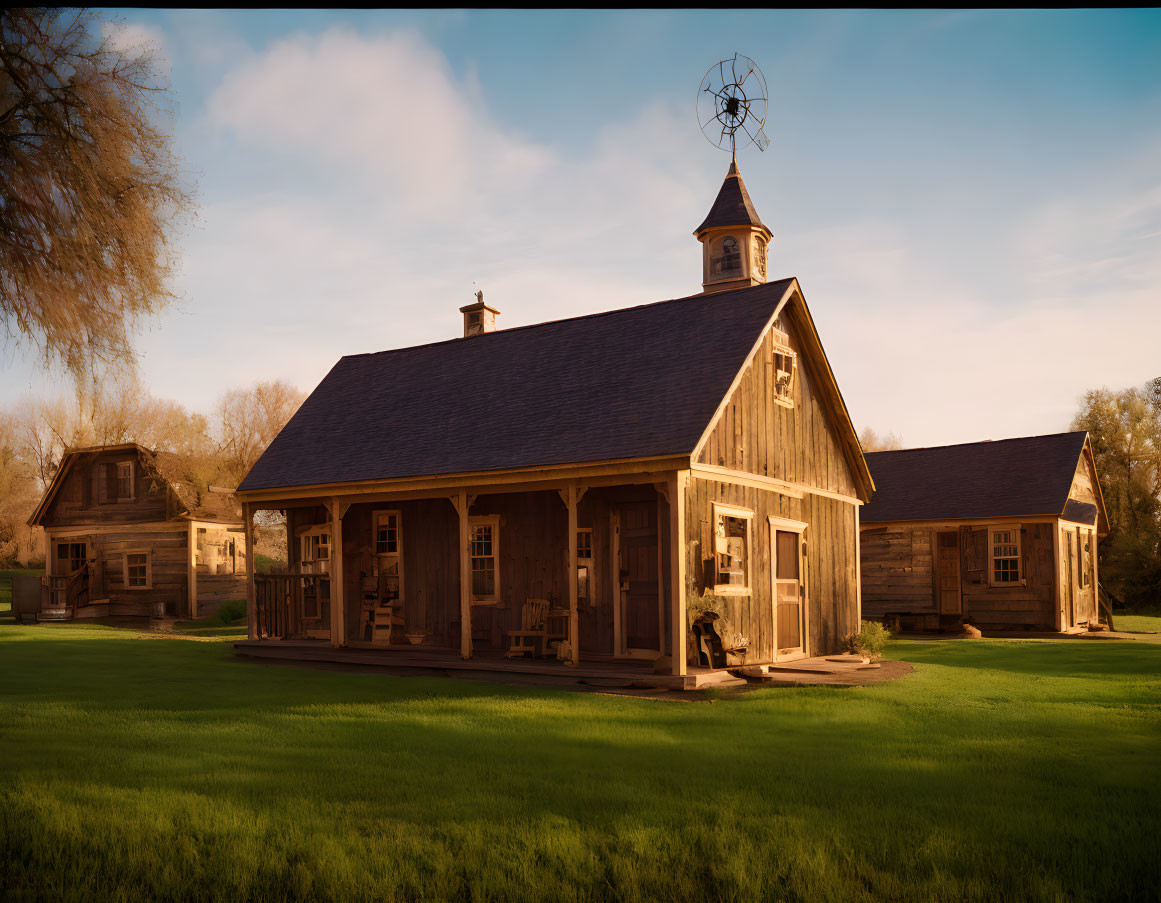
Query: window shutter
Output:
[[106, 463, 119, 502]]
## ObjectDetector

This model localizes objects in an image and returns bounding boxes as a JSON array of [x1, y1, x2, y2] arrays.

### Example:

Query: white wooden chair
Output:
[[506, 599, 549, 658]]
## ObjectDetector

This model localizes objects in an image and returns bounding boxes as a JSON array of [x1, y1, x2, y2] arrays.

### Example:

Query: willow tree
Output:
[[0, 9, 190, 379]]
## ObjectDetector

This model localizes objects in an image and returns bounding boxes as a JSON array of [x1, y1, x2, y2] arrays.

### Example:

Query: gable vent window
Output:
[[771, 330, 797, 408]]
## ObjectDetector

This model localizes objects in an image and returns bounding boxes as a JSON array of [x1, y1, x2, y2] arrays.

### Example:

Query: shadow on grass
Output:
[[1, 626, 1159, 901]]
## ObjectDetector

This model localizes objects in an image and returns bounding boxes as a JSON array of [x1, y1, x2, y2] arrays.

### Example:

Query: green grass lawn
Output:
[[1114, 606, 1161, 634], [0, 625, 1157, 901]]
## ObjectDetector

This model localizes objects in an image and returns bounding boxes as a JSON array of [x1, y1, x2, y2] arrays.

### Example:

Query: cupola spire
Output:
[[693, 156, 772, 294]]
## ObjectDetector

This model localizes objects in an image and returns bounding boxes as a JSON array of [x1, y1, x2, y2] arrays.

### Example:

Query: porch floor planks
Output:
[[232, 640, 740, 690]]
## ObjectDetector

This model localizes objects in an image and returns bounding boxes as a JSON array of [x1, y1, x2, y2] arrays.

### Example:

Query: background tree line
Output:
[[0, 377, 304, 566], [1072, 377, 1161, 610]]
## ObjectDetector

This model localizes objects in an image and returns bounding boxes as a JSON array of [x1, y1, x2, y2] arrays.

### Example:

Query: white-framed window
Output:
[[124, 550, 151, 589], [989, 527, 1021, 586], [371, 510, 403, 602], [713, 504, 754, 593], [373, 510, 401, 556], [577, 527, 593, 604], [298, 525, 331, 575], [469, 515, 500, 603], [116, 461, 135, 500]]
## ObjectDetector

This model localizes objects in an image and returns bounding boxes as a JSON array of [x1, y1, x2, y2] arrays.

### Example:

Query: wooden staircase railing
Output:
[[42, 563, 90, 614]]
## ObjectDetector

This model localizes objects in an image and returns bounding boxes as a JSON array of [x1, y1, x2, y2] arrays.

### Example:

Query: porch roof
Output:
[[239, 279, 795, 492]]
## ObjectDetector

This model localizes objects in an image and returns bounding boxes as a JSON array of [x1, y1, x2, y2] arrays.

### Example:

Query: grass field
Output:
[[0, 624, 1157, 901], [1115, 606, 1161, 634]]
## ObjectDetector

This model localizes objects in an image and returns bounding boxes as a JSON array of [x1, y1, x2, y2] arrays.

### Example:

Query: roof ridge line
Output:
[[340, 278, 797, 362], [865, 430, 1088, 455]]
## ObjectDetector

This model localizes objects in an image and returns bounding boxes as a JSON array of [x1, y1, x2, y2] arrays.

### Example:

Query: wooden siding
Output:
[[684, 476, 859, 662], [696, 312, 858, 498], [961, 523, 1055, 627], [860, 526, 935, 617], [77, 526, 189, 614], [1066, 452, 1100, 520], [860, 521, 1057, 629], [40, 449, 171, 528]]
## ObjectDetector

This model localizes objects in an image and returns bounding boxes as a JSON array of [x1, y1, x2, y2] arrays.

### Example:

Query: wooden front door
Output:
[[936, 531, 962, 615], [615, 502, 660, 653]]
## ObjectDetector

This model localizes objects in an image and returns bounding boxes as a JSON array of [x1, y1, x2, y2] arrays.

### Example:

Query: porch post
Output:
[[670, 471, 687, 677], [456, 490, 472, 659], [244, 504, 256, 640], [187, 520, 198, 619], [567, 481, 579, 662], [330, 497, 346, 648]]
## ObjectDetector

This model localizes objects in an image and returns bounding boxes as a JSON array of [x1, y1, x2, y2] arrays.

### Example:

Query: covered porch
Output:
[[239, 464, 692, 678]]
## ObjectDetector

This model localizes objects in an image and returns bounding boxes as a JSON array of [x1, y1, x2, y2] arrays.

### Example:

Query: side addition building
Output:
[[859, 432, 1108, 633]]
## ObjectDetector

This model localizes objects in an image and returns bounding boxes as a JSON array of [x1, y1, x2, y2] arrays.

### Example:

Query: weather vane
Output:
[[697, 54, 770, 156]]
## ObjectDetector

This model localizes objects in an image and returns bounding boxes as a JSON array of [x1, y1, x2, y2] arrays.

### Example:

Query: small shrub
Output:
[[210, 600, 247, 625], [254, 554, 285, 575], [843, 619, 892, 660]]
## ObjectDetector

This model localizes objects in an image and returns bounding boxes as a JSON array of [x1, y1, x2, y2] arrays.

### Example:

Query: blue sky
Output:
[[3, 9, 1160, 446]]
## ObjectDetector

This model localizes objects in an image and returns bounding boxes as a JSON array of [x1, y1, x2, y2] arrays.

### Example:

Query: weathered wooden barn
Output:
[[27, 443, 247, 620], [860, 432, 1108, 633], [233, 162, 874, 687]]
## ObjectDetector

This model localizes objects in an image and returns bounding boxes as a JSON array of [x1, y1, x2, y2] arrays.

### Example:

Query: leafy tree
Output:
[[0, 9, 191, 379], [1071, 378, 1161, 609]]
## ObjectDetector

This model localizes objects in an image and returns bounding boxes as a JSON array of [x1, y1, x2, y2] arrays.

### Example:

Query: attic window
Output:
[[771, 333, 796, 408], [117, 461, 134, 500]]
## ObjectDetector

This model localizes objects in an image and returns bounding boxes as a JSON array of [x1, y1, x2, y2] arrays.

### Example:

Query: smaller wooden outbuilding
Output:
[[26, 443, 247, 621], [859, 431, 1108, 632]]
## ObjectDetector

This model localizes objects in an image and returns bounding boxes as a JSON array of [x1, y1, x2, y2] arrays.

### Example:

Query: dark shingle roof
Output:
[[861, 432, 1089, 523], [694, 160, 770, 236], [239, 279, 795, 492]]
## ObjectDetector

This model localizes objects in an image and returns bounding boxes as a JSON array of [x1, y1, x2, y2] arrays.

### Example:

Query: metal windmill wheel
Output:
[[697, 54, 771, 155]]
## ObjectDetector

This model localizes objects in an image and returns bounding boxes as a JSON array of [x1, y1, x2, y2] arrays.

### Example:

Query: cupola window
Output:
[[711, 236, 742, 277]]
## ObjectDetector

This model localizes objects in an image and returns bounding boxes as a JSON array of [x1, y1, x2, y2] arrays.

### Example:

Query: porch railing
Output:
[[42, 564, 89, 613], [255, 573, 330, 639]]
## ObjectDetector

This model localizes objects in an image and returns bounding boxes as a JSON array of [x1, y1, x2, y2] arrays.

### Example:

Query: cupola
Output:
[[694, 157, 772, 294], [460, 290, 499, 337]]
